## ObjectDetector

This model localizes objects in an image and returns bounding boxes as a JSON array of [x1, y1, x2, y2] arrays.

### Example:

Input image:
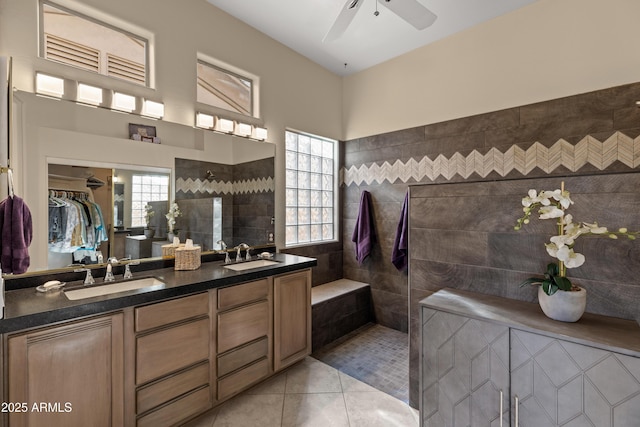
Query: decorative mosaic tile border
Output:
[[341, 132, 640, 186], [176, 177, 274, 195]]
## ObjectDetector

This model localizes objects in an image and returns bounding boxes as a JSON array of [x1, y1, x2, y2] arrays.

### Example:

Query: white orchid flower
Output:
[[556, 246, 585, 268], [522, 189, 536, 207], [545, 242, 559, 257], [550, 234, 574, 248], [582, 222, 608, 234], [539, 206, 564, 219]]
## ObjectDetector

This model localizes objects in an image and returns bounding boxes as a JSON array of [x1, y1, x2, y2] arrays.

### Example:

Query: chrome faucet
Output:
[[104, 258, 117, 282], [123, 260, 140, 280], [217, 240, 231, 264], [74, 268, 95, 286], [236, 243, 251, 262]]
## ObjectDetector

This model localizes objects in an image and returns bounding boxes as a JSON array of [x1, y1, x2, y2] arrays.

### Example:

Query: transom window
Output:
[[131, 174, 169, 227], [41, 1, 148, 86], [197, 60, 253, 116], [285, 130, 336, 247]]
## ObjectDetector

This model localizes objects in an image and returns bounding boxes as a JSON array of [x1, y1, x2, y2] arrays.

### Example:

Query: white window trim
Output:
[[284, 129, 339, 248], [196, 52, 260, 120], [39, 0, 153, 87]]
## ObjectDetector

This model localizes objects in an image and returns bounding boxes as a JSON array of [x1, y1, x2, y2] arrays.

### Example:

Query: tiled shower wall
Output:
[[340, 81, 640, 407], [174, 157, 274, 249]]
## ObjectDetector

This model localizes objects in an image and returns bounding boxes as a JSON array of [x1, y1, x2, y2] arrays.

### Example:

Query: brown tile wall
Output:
[[339, 81, 640, 408], [174, 157, 274, 248]]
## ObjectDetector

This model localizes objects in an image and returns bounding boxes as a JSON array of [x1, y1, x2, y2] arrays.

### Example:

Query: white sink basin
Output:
[[223, 259, 279, 271], [64, 277, 165, 300]]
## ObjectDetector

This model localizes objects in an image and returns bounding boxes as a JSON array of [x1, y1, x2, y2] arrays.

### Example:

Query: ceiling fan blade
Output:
[[378, 0, 437, 30], [323, 0, 364, 42]]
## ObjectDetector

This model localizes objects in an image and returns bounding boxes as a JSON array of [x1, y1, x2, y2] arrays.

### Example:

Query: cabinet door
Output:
[[510, 329, 640, 427], [273, 269, 311, 372], [7, 313, 124, 427], [421, 308, 509, 427]]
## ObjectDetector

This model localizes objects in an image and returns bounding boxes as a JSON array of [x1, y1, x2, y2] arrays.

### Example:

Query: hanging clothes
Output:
[[48, 190, 108, 256], [391, 191, 409, 271], [0, 195, 33, 274], [351, 190, 376, 265]]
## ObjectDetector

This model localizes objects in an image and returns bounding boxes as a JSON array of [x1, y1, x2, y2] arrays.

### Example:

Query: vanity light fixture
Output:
[[36, 73, 64, 98], [235, 122, 252, 137], [142, 99, 164, 119], [196, 113, 214, 129], [216, 117, 234, 133], [254, 126, 268, 141], [112, 92, 136, 113], [77, 83, 103, 105]]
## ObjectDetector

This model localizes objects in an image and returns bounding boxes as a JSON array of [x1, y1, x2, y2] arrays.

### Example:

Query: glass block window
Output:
[[285, 130, 336, 246], [41, 2, 148, 86], [131, 174, 169, 227]]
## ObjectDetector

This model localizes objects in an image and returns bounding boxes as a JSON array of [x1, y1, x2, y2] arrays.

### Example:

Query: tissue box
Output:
[[161, 243, 184, 257], [174, 245, 201, 270]]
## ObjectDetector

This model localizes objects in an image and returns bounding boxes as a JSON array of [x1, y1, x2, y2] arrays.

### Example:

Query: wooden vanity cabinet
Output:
[[2, 264, 314, 426], [273, 269, 312, 372], [215, 278, 272, 401], [133, 292, 212, 427], [6, 313, 124, 427]]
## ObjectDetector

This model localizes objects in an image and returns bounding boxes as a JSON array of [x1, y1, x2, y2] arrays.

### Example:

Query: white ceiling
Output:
[[206, 0, 539, 76]]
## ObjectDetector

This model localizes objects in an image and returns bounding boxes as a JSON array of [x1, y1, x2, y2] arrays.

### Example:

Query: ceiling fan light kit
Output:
[[324, 0, 437, 42]]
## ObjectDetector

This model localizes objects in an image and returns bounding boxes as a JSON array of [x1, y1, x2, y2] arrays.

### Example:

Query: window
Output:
[[41, 2, 148, 85], [131, 174, 169, 227], [197, 61, 253, 116], [285, 130, 336, 246]]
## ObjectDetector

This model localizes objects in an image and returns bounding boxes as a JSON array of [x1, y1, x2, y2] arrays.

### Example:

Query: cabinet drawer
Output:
[[137, 318, 209, 385], [218, 300, 269, 353], [218, 358, 269, 401], [135, 293, 208, 332], [218, 279, 269, 310], [137, 385, 210, 427], [218, 337, 269, 377], [136, 362, 209, 415]]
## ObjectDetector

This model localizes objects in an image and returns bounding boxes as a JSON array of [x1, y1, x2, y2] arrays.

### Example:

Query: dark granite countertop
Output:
[[1, 253, 316, 334], [421, 288, 640, 358]]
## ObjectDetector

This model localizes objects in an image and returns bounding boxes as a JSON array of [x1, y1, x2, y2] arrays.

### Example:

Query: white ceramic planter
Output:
[[538, 285, 587, 322]]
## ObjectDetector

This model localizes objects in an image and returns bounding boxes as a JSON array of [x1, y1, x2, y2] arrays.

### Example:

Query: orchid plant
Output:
[[144, 204, 155, 228], [514, 182, 637, 295], [165, 202, 181, 234]]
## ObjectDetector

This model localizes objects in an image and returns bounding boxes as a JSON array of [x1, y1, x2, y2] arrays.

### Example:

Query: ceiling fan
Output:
[[324, 0, 437, 42]]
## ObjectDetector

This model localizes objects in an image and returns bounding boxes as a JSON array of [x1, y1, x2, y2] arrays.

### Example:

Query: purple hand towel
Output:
[[351, 190, 376, 265], [391, 192, 409, 270], [0, 195, 33, 274]]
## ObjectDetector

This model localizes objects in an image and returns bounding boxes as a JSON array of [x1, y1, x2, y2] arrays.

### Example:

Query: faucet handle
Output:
[[245, 246, 252, 261], [123, 264, 133, 280], [74, 268, 95, 285], [104, 263, 115, 282]]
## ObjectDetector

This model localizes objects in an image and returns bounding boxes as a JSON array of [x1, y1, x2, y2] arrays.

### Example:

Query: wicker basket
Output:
[[174, 245, 201, 270], [161, 243, 184, 257]]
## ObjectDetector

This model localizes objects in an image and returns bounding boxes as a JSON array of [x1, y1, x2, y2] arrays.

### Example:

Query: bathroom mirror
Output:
[[44, 153, 275, 272], [12, 90, 275, 274], [47, 163, 172, 270]]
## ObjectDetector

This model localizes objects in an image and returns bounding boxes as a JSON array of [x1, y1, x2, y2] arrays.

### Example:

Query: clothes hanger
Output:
[[6, 168, 14, 199]]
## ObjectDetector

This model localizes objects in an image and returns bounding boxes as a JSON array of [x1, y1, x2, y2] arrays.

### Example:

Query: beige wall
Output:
[[343, 0, 640, 140], [0, 0, 342, 270]]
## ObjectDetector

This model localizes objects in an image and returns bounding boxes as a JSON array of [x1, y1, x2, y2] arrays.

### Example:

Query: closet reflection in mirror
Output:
[[47, 164, 171, 269]]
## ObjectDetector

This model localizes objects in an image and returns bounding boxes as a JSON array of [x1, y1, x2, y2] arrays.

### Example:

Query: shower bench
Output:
[[311, 279, 373, 352]]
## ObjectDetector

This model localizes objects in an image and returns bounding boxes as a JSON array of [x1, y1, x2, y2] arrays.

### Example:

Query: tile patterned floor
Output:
[[184, 357, 418, 427], [312, 323, 410, 404]]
